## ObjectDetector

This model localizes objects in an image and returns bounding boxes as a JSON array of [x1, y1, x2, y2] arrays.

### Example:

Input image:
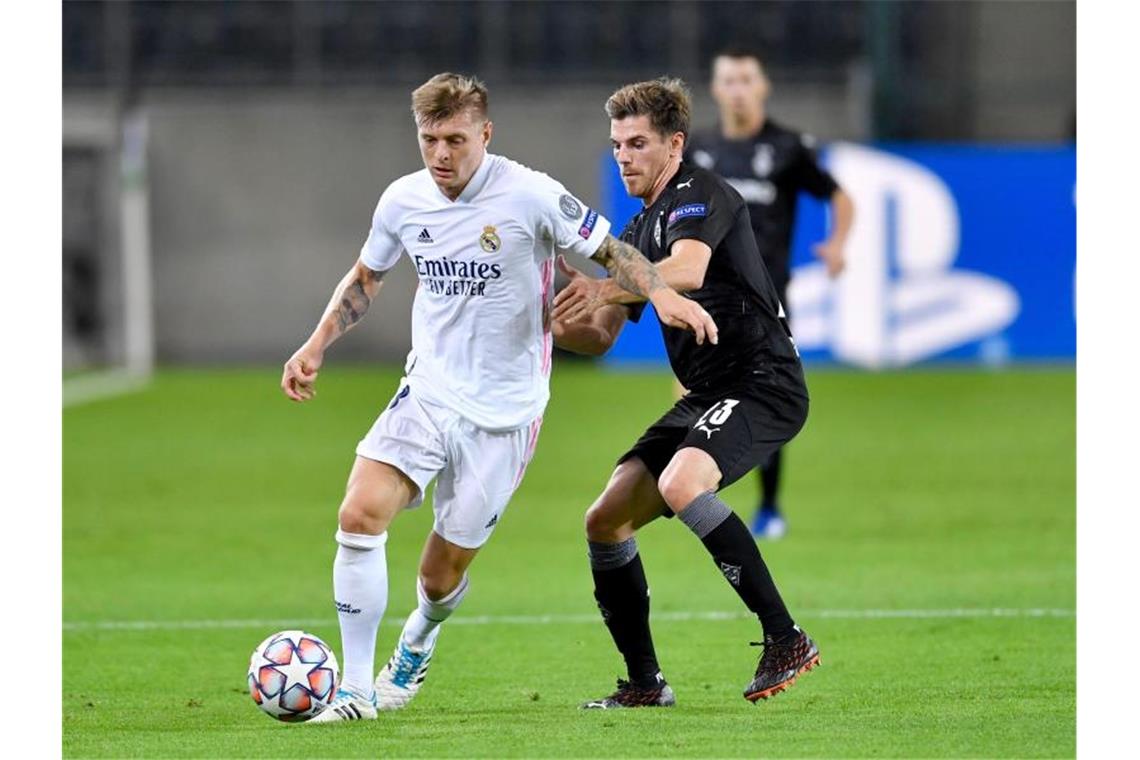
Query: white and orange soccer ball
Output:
[[247, 630, 339, 722]]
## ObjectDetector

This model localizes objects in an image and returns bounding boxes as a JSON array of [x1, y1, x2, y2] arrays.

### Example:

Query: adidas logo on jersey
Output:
[[418, 228, 434, 244]]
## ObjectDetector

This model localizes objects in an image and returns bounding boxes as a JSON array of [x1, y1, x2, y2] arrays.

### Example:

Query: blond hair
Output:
[[411, 72, 489, 125], [604, 77, 692, 140]]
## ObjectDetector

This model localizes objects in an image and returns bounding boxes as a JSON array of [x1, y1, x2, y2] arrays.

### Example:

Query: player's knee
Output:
[[659, 450, 722, 512], [656, 472, 687, 513], [658, 466, 709, 514], [337, 492, 383, 535], [584, 495, 625, 542]]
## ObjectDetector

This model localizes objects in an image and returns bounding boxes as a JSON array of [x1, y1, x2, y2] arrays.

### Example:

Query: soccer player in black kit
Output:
[[551, 77, 820, 708], [686, 48, 854, 540]]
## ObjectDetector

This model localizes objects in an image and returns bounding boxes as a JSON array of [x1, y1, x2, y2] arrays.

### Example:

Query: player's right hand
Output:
[[281, 346, 323, 402], [650, 288, 719, 346], [551, 255, 607, 324]]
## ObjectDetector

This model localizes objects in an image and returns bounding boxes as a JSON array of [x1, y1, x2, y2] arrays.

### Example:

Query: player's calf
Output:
[[676, 490, 798, 638]]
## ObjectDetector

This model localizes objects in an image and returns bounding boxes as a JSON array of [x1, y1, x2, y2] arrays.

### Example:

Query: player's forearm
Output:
[[552, 302, 627, 355], [552, 321, 614, 356], [306, 261, 387, 352], [597, 254, 704, 305], [552, 304, 626, 356], [591, 235, 668, 301], [828, 189, 855, 245]]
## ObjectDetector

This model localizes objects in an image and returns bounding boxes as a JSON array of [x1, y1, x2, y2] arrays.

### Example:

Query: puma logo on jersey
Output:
[[676, 177, 694, 189]]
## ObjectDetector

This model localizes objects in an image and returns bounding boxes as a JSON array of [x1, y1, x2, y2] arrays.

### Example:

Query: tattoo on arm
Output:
[[335, 281, 368, 332], [333, 266, 386, 335], [592, 235, 667, 299]]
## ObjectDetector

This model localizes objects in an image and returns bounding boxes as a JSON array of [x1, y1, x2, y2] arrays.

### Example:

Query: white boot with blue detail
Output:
[[375, 574, 468, 710], [374, 632, 437, 710]]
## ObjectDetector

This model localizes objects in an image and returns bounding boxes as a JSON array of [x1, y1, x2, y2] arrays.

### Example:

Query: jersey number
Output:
[[695, 399, 740, 428]]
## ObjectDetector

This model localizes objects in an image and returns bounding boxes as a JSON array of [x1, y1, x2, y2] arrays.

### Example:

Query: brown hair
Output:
[[604, 77, 692, 140], [411, 73, 489, 125]]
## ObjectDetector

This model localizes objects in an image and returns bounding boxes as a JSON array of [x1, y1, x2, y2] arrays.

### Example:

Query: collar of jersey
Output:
[[438, 153, 495, 204]]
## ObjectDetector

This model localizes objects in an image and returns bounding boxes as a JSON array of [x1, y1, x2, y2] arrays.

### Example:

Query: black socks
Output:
[[588, 538, 662, 688], [677, 491, 796, 638], [587, 489, 796, 688]]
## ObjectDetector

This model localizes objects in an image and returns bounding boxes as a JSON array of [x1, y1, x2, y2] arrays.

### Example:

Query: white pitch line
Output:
[[61, 607, 1074, 632]]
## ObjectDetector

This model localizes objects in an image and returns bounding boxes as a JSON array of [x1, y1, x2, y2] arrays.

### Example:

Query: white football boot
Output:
[[306, 687, 378, 723], [374, 637, 435, 710]]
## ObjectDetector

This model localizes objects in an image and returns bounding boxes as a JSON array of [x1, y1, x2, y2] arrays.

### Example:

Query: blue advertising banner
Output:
[[598, 143, 1076, 368]]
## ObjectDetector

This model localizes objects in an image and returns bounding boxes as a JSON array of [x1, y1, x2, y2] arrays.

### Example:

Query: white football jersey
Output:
[[360, 153, 611, 430]]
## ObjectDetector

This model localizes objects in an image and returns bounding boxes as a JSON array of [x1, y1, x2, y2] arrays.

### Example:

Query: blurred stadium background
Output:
[[62, 1, 1076, 757], [63, 0, 1074, 377]]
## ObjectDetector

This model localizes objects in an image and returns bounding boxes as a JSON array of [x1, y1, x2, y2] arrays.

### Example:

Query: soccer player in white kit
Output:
[[280, 73, 717, 722]]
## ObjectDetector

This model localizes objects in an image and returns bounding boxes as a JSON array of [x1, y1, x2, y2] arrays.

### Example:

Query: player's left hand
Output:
[[650, 288, 719, 346], [813, 239, 846, 278], [552, 255, 608, 323]]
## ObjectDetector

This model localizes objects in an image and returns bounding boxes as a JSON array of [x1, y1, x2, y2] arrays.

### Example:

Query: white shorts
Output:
[[355, 382, 542, 549]]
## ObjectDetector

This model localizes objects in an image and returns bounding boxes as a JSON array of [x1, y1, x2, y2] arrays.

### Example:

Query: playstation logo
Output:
[[788, 143, 1020, 369]]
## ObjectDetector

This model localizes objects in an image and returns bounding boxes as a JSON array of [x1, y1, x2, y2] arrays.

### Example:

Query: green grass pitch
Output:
[[63, 363, 1074, 757]]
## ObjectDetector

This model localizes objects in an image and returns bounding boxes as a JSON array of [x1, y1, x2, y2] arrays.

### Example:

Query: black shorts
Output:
[[618, 375, 808, 493]]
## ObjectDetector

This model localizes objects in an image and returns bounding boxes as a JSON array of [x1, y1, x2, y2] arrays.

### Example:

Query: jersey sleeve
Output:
[[532, 176, 612, 260], [664, 180, 739, 253], [793, 134, 840, 199], [359, 187, 404, 271]]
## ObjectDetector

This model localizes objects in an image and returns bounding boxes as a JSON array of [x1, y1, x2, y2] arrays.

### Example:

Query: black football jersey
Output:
[[684, 119, 838, 292], [621, 162, 806, 396]]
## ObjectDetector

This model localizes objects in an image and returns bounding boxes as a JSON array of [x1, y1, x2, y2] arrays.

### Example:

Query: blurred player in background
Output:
[[280, 73, 712, 723], [552, 77, 820, 708], [686, 47, 854, 539]]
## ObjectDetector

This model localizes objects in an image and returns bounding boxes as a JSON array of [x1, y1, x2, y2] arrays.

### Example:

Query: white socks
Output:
[[333, 529, 389, 696], [400, 574, 470, 650]]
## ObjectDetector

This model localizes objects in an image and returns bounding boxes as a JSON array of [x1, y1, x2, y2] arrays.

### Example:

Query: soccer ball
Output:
[[247, 630, 339, 722]]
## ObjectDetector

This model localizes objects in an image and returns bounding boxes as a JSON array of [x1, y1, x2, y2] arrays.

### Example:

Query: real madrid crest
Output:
[[479, 225, 501, 253]]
